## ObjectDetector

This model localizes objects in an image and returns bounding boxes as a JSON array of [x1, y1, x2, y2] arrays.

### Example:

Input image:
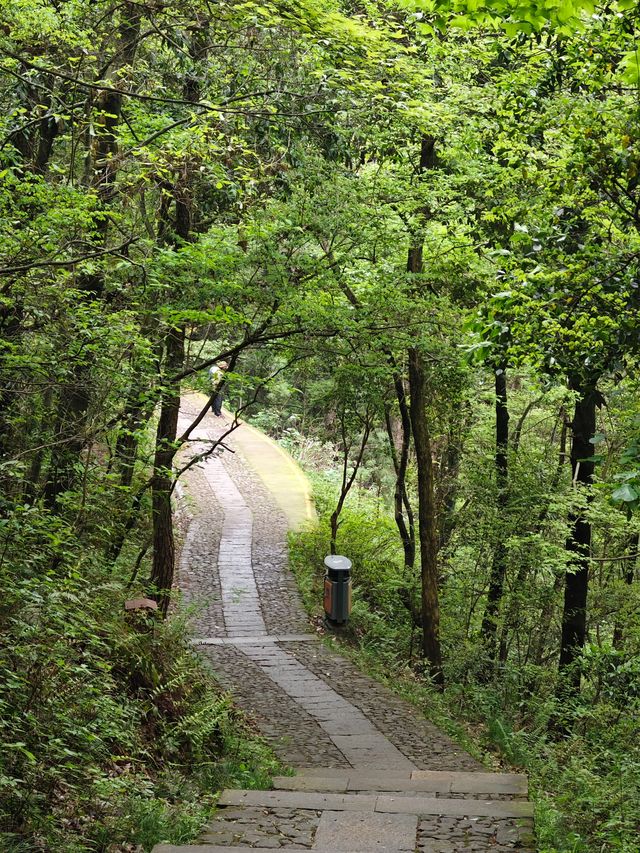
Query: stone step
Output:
[[152, 847, 406, 852], [275, 768, 528, 796], [152, 847, 319, 852], [218, 787, 534, 818], [193, 634, 316, 645]]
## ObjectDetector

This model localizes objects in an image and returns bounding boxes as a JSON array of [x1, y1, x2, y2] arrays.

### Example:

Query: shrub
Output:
[[288, 472, 640, 853], [0, 562, 279, 851]]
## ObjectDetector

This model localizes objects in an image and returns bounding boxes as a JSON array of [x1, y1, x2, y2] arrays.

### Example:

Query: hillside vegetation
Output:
[[1, 0, 640, 849]]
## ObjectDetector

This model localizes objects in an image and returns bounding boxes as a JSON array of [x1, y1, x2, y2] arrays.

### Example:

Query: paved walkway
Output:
[[154, 395, 535, 853]]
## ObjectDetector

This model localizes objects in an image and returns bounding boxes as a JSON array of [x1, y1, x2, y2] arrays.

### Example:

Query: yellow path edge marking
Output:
[[184, 392, 316, 529], [231, 416, 316, 526]]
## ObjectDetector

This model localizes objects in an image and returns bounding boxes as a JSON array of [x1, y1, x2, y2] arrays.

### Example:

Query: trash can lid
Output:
[[324, 554, 352, 572]]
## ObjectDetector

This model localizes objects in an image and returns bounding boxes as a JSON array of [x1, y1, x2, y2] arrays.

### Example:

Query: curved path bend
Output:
[[155, 395, 534, 853]]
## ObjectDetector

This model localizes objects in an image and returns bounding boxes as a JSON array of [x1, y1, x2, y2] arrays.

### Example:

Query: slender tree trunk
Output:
[[106, 384, 155, 565], [11, 71, 58, 173], [88, 6, 142, 202], [114, 376, 155, 489], [42, 6, 142, 507], [480, 364, 509, 658], [150, 327, 184, 613], [114, 409, 144, 491], [43, 382, 92, 508], [408, 346, 444, 686], [404, 134, 443, 685], [511, 407, 568, 666], [319, 235, 416, 567], [149, 21, 208, 609], [612, 531, 639, 649], [34, 101, 60, 175], [384, 378, 415, 571], [534, 573, 565, 666], [558, 382, 598, 693], [0, 306, 24, 475], [384, 401, 420, 646], [329, 412, 371, 554], [438, 423, 466, 552]]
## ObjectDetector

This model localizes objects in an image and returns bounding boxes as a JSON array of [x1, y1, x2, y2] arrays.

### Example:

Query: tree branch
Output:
[[0, 238, 137, 275]]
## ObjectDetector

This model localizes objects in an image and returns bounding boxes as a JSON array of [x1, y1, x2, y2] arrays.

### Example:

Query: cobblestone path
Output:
[[154, 395, 535, 853]]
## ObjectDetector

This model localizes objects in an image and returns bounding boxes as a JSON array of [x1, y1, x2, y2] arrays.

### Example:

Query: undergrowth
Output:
[[0, 559, 280, 852], [288, 471, 640, 853]]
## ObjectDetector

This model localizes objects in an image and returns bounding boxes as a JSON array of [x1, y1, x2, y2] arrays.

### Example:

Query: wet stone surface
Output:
[[334, 790, 521, 801], [174, 437, 225, 639], [239, 643, 414, 771], [202, 806, 319, 848], [222, 446, 310, 636], [177, 395, 309, 639]]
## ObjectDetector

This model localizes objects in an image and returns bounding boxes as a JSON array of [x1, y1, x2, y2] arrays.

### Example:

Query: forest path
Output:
[[153, 394, 534, 853]]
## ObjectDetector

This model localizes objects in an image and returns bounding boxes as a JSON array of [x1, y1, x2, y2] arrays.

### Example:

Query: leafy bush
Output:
[[289, 472, 640, 853], [0, 547, 279, 852], [289, 486, 416, 664]]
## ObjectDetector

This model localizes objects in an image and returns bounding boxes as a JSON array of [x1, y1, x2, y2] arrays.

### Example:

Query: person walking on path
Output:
[[209, 360, 228, 416]]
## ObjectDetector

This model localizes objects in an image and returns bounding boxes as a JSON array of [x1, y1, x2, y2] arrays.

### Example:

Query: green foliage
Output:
[[3, 0, 640, 847], [610, 427, 640, 517], [291, 474, 414, 654], [287, 437, 640, 851], [0, 535, 280, 851], [398, 0, 597, 36]]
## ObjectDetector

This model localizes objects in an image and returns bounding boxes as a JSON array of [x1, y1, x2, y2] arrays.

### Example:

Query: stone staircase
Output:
[[152, 768, 534, 852]]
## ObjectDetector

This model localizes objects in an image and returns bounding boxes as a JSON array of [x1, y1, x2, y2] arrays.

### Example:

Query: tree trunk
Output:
[[34, 105, 60, 175], [105, 388, 155, 565], [612, 531, 639, 649], [516, 407, 568, 666], [88, 6, 142, 203], [148, 20, 208, 609], [329, 412, 370, 554], [0, 304, 25, 478], [438, 426, 466, 552], [404, 134, 443, 685], [150, 327, 184, 613], [43, 381, 92, 508], [558, 382, 598, 693], [384, 375, 415, 571], [480, 364, 509, 658], [42, 6, 142, 507], [408, 346, 444, 686], [114, 375, 155, 490]]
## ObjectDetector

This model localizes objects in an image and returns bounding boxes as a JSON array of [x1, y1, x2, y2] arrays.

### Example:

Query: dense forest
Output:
[[1, 0, 639, 850]]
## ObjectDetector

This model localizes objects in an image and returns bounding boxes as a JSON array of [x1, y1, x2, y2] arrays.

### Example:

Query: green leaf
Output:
[[619, 51, 640, 87], [611, 484, 639, 503]]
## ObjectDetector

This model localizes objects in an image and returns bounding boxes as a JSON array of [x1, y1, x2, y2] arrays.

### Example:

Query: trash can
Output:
[[323, 555, 352, 625]]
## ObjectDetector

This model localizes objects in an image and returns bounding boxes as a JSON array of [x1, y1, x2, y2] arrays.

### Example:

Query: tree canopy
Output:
[[1, 0, 640, 849]]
